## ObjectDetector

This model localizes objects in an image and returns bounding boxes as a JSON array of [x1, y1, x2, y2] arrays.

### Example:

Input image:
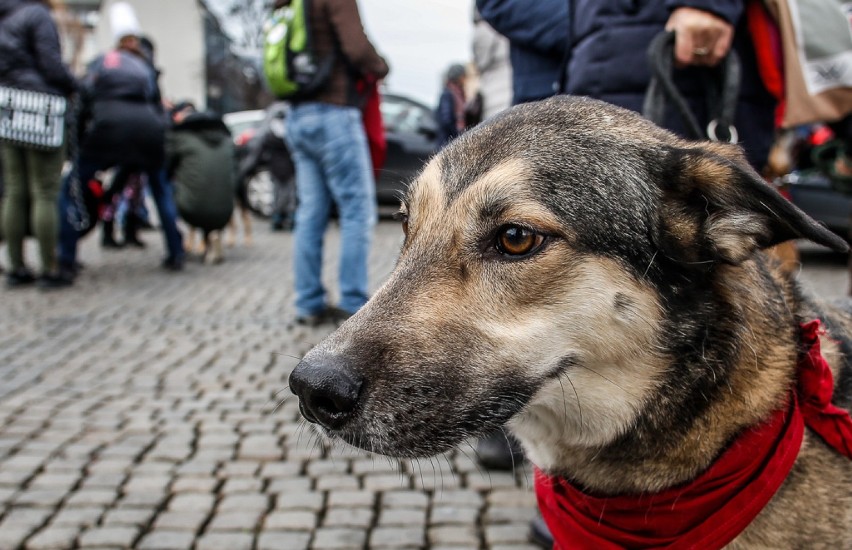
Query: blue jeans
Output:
[[285, 103, 376, 317], [58, 158, 183, 267]]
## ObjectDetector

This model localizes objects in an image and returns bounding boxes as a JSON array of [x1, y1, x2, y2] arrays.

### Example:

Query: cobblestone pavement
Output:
[[0, 218, 848, 550]]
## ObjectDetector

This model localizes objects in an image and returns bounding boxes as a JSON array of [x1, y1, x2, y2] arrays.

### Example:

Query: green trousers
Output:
[[1, 143, 64, 273]]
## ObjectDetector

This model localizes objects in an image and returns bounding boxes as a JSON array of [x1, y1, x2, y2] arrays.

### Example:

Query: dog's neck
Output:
[[513, 259, 802, 495]]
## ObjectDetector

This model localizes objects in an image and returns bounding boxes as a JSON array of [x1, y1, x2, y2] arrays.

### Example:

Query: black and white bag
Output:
[[0, 85, 66, 149]]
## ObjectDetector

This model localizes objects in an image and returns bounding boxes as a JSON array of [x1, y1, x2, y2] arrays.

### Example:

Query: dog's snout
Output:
[[289, 357, 363, 430]]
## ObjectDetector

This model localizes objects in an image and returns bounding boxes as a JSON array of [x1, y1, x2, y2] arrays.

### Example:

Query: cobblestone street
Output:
[[0, 218, 848, 550]]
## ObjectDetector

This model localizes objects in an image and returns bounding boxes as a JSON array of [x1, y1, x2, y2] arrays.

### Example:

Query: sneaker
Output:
[[295, 309, 329, 327], [476, 430, 525, 470], [295, 306, 353, 327], [37, 270, 74, 290], [6, 267, 36, 288], [326, 306, 353, 325], [162, 256, 185, 272]]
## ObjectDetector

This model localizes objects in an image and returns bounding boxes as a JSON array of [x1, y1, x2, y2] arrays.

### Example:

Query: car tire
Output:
[[246, 169, 277, 219]]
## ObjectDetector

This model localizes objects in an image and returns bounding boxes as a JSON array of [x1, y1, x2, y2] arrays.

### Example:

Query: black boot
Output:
[[101, 221, 122, 249], [123, 214, 146, 248]]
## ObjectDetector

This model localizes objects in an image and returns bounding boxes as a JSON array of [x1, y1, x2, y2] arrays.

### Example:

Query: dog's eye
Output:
[[496, 225, 544, 257]]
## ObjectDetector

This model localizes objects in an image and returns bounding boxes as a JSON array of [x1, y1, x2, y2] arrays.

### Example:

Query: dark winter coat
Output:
[[476, 0, 569, 105], [78, 49, 167, 170], [0, 0, 75, 96], [167, 112, 236, 232], [565, 0, 776, 169]]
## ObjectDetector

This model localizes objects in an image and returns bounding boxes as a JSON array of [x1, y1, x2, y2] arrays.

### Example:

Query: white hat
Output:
[[110, 2, 141, 42]]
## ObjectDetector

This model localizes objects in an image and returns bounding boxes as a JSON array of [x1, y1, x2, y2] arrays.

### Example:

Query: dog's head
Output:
[[289, 96, 847, 467]]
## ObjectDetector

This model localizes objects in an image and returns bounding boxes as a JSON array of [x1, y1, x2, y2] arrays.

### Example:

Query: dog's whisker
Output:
[[577, 365, 641, 399], [562, 375, 584, 435]]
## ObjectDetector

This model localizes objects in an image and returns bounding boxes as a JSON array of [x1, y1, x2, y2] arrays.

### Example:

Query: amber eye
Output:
[[496, 225, 544, 257]]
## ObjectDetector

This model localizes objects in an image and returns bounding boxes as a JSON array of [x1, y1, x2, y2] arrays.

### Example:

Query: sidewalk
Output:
[[0, 220, 540, 550]]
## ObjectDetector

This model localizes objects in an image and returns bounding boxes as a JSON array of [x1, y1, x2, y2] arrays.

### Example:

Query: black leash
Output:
[[642, 31, 741, 143]]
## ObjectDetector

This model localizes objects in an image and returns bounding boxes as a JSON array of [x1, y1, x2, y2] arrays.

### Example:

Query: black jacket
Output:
[[476, 0, 569, 105], [78, 49, 167, 170], [0, 0, 75, 96], [566, 0, 776, 169]]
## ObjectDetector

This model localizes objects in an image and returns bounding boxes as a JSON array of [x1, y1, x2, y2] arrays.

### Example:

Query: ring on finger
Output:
[[693, 46, 710, 56]]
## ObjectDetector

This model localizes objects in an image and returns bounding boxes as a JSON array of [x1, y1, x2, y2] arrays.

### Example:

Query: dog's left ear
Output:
[[656, 142, 849, 266]]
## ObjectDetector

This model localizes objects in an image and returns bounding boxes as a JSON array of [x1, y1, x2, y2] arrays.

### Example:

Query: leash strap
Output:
[[643, 31, 741, 143]]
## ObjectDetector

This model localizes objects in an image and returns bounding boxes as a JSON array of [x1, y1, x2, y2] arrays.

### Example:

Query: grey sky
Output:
[[359, 0, 474, 106]]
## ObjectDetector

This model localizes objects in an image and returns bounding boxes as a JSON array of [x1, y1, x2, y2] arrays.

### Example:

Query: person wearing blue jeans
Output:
[[58, 160, 184, 272], [270, 0, 389, 325], [285, 104, 376, 323]]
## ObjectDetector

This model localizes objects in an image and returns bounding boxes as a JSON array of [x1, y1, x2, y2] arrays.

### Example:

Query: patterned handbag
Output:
[[0, 85, 66, 149]]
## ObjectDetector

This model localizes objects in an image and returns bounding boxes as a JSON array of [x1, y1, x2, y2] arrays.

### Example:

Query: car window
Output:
[[381, 98, 429, 134]]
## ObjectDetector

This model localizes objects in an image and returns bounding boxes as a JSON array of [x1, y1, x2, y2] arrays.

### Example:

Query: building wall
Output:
[[93, 0, 206, 108]]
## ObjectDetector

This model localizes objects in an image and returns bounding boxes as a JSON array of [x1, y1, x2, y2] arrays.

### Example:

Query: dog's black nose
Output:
[[289, 357, 363, 430]]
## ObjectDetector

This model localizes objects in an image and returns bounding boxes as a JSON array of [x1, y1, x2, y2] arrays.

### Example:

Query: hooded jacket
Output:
[[166, 112, 236, 231], [0, 0, 76, 96]]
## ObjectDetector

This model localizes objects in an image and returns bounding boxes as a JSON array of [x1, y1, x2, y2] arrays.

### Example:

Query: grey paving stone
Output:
[[100, 507, 156, 527], [485, 524, 535, 545], [50, 506, 104, 528], [312, 527, 367, 550], [64, 490, 117, 508], [257, 531, 311, 550], [430, 505, 480, 525], [1, 506, 54, 528], [382, 490, 429, 509], [267, 477, 312, 493], [195, 532, 254, 550], [275, 491, 324, 511], [428, 525, 480, 546], [322, 507, 373, 528], [260, 461, 303, 478], [206, 510, 263, 532], [77, 526, 139, 548], [325, 490, 374, 508], [378, 507, 427, 526], [167, 493, 216, 513], [484, 506, 538, 524], [136, 530, 197, 550], [370, 526, 427, 548], [315, 475, 359, 491], [0, 527, 33, 549], [25, 526, 80, 550], [220, 477, 263, 494], [264, 510, 317, 531], [218, 493, 269, 512], [152, 510, 208, 531]]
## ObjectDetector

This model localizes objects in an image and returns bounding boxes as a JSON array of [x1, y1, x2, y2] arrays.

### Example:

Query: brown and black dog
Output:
[[289, 96, 852, 547]]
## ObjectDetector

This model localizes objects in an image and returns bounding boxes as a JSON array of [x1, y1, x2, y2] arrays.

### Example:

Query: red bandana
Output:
[[535, 320, 852, 550]]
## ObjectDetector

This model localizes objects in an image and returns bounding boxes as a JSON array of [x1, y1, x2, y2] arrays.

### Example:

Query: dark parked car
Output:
[[786, 170, 851, 241], [223, 92, 437, 219]]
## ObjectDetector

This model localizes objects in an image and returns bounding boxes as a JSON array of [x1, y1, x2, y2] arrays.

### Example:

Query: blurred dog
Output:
[[290, 97, 852, 547]]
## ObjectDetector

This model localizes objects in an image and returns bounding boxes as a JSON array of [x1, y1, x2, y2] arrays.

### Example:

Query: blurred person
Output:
[[0, 0, 77, 288], [166, 102, 236, 265], [278, 0, 389, 326], [476, 0, 569, 106], [58, 1, 184, 275], [473, 8, 512, 120], [237, 104, 295, 232], [435, 63, 468, 149]]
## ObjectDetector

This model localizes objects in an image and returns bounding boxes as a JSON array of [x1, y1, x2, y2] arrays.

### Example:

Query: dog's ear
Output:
[[655, 142, 849, 266]]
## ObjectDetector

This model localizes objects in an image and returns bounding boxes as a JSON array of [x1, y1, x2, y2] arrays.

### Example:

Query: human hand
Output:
[[665, 7, 734, 68]]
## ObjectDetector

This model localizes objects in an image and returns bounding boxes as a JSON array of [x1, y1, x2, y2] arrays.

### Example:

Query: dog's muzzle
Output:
[[288, 357, 363, 430]]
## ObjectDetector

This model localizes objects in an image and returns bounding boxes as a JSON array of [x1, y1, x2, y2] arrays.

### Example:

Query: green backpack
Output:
[[262, 0, 334, 99]]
